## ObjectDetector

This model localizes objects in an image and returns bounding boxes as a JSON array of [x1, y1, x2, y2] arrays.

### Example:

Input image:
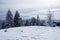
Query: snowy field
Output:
[[0, 26, 60, 40]]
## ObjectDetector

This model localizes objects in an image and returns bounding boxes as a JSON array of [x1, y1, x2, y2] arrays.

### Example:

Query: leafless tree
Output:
[[48, 10, 53, 26]]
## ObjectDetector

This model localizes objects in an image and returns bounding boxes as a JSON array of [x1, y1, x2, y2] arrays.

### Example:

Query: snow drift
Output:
[[0, 26, 60, 40]]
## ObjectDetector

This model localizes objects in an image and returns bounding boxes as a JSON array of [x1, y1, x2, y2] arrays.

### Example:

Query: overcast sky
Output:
[[0, 0, 60, 20], [0, 0, 60, 9]]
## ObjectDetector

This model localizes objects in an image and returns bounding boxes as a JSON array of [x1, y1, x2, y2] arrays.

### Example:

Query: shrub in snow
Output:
[[21, 30, 23, 32], [4, 29, 7, 32], [52, 22, 56, 27]]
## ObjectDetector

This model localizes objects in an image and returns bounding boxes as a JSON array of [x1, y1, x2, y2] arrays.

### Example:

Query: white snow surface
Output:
[[0, 26, 60, 40]]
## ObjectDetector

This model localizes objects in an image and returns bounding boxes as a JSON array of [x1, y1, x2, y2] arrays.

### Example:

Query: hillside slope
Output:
[[0, 26, 60, 40]]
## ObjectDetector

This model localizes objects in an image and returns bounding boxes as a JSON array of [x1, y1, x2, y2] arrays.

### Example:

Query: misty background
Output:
[[0, 0, 60, 20]]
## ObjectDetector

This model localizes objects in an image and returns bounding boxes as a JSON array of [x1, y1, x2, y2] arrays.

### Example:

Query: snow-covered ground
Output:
[[0, 26, 60, 40]]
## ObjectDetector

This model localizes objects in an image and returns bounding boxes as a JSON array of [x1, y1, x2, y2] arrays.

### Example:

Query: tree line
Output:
[[1, 9, 60, 29], [1, 10, 22, 29]]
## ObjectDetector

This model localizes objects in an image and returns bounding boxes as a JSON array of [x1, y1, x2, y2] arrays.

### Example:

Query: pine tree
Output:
[[36, 15, 40, 26], [1, 21, 5, 29], [25, 20, 30, 26], [31, 17, 36, 26], [14, 10, 22, 27], [6, 9, 13, 28]]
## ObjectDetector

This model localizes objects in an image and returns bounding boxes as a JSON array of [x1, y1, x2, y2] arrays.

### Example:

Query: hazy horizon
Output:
[[0, 0, 60, 20]]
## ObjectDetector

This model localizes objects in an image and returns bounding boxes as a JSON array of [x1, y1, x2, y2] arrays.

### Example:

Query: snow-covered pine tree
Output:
[[25, 20, 30, 26], [36, 15, 40, 26], [6, 9, 14, 28], [14, 10, 22, 27], [31, 17, 36, 26]]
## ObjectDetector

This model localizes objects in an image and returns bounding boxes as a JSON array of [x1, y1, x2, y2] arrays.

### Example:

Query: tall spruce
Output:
[[6, 9, 13, 28], [14, 11, 22, 27]]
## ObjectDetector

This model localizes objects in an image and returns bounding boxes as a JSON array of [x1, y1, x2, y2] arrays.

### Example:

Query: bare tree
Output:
[[48, 10, 53, 26]]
